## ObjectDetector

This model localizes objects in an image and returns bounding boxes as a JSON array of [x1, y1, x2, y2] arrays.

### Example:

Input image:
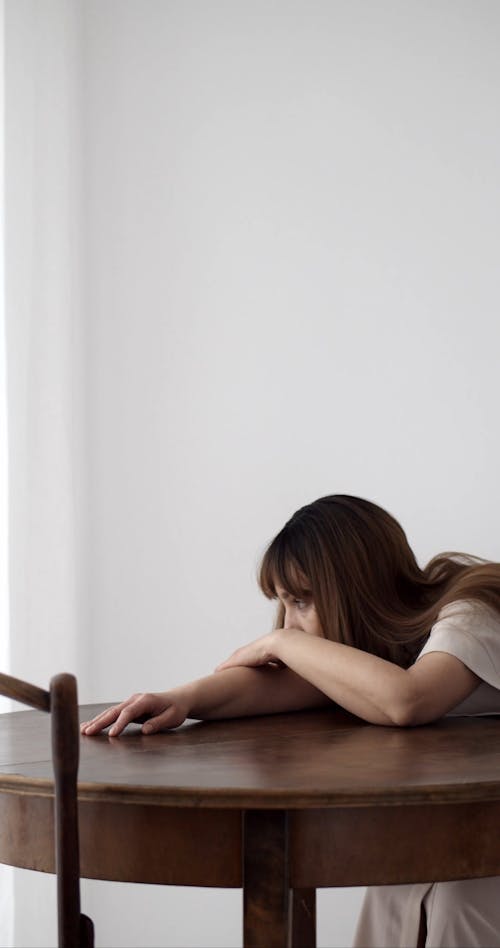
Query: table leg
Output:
[[243, 810, 291, 948], [290, 888, 316, 948]]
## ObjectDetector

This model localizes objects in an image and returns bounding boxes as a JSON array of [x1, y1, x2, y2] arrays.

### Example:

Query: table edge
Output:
[[2, 772, 500, 808]]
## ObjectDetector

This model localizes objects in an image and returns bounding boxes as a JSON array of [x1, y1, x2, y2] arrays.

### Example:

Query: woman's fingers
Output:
[[141, 704, 186, 734], [81, 694, 154, 736], [215, 632, 280, 672], [108, 707, 140, 736], [81, 692, 188, 737], [80, 700, 132, 735], [215, 652, 245, 671], [106, 694, 160, 736]]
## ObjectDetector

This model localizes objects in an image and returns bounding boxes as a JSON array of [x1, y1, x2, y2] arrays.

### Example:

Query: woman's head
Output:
[[259, 496, 423, 664], [259, 495, 500, 667]]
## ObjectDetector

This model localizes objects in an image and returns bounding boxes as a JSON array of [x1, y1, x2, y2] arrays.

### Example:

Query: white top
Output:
[[417, 598, 500, 715]]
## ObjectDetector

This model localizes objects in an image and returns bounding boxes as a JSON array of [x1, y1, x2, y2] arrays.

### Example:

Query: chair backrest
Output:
[[0, 671, 94, 948]]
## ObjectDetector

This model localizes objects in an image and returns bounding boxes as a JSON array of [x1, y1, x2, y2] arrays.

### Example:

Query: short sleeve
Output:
[[417, 599, 500, 690]]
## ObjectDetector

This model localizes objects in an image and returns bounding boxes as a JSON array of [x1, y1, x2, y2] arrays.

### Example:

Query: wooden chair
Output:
[[0, 671, 94, 948]]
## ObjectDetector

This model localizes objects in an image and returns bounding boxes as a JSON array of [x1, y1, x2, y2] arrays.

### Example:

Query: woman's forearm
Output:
[[272, 630, 481, 726], [217, 629, 406, 724], [273, 630, 408, 725], [181, 664, 332, 720], [80, 659, 333, 737]]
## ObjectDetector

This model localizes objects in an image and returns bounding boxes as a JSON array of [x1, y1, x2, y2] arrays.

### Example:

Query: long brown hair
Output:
[[259, 495, 500, 668]]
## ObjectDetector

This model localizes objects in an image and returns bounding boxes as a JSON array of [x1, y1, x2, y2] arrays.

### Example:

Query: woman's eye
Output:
[[294, 599, 307, 610]]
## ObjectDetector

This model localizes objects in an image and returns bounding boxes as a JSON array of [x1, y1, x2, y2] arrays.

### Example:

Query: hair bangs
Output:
[[259, 529, 310, 601]]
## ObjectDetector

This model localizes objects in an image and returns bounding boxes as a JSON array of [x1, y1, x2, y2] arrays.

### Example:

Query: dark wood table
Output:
[[1, 705, 500, 947]]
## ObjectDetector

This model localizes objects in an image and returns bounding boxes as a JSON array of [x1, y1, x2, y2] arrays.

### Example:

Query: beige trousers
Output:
[[353, 877, 500, 948]]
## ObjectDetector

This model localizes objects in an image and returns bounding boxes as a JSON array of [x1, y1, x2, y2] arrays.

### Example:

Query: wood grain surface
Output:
[[1, 705, 499, 808], [1, 704, 499, 946]]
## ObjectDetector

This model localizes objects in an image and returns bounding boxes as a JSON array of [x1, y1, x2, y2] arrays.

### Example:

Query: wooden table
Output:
[[1, 705, 500, 947]]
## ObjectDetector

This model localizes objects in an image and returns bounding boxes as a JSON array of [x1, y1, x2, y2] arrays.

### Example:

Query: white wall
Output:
[[6, 1, 500, 946], [5, 0, 86, 683], [83, 0, 500, 694], [5, 1, 85, 945], [0, 2, 15, 944]]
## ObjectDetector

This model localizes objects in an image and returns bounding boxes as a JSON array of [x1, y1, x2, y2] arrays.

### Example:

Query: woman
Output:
[[81, 494, 500, 947]]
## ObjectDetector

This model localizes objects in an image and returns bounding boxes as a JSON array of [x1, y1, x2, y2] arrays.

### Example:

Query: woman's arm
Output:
[[80, 664, 332, 737], [217, 629, 481, 726]]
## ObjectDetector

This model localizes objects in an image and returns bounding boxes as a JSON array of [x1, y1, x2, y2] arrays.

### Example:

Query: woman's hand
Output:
[[215, 630, 285, 672], [80, 690, 190, 737]]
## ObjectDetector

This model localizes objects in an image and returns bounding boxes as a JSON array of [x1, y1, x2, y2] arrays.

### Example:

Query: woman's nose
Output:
[[284, 608, 299, 630]]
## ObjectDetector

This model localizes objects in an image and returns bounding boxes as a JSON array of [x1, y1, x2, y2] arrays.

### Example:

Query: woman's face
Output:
[[275, 585, 323, 637]]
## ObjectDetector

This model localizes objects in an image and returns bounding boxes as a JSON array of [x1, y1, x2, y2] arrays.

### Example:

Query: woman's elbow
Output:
[[386, 694, 434, 727]]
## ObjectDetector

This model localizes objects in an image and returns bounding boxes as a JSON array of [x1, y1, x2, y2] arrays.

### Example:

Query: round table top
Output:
[[1, 704, 500, 809]]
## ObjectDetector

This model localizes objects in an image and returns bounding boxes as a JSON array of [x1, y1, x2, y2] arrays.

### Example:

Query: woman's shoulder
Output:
[[433, 598, 500, 629], [418, 598, 500, 689]]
